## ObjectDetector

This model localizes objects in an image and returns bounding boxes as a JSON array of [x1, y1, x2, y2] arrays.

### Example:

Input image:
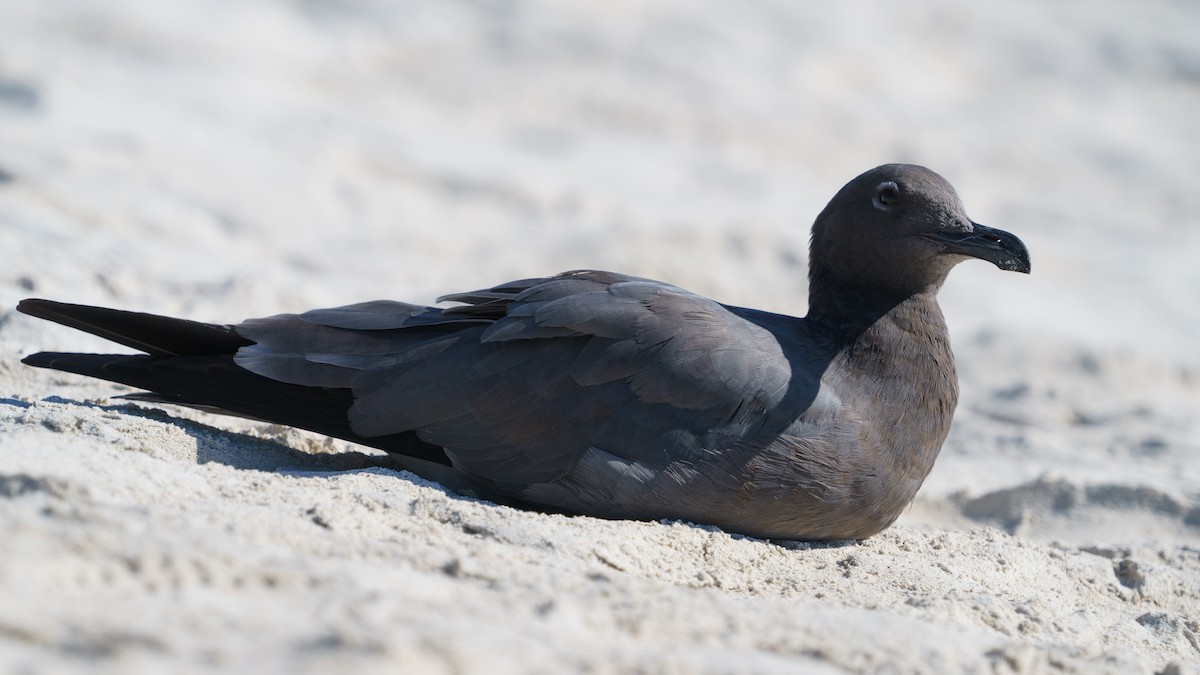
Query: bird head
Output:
[[809, 164, 1030, 298]]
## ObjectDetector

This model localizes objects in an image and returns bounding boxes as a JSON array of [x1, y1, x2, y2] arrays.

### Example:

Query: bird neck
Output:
[[806, 278, 944, 347]]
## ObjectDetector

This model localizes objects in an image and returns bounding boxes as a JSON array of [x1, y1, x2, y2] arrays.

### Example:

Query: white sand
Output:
[[1, 1, 1198, 672]]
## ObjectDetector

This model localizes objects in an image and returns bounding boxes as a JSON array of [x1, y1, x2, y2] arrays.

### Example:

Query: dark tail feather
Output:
[[21, 351, 451, 466], [16, 299, 253, 357]]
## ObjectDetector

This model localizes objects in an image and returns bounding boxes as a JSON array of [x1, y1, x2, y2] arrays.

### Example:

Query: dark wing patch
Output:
[[339, 273, 794, 483], [229, 270, 797, 485]]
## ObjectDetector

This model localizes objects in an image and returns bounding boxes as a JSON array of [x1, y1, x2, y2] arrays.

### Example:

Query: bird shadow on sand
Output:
[[1, 396, 34, 410], [16, 395, 409, 474]]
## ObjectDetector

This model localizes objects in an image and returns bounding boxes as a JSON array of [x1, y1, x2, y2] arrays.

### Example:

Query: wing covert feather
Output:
[[232, 271, 802, 484]]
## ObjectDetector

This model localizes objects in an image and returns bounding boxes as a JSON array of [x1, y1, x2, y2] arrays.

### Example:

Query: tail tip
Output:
[[16, 298, 58, 318], [20, 352, 57, 368]]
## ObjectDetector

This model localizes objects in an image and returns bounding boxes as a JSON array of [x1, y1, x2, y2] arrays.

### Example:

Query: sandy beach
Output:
[[1, 1, 1198, 672]]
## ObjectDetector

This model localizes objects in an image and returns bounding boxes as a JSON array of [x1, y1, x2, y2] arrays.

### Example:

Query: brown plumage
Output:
[[18, 164, 1029, 540]]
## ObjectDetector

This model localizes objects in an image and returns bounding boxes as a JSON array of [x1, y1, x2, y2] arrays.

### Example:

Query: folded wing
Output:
[[233, 270, 798, 485]]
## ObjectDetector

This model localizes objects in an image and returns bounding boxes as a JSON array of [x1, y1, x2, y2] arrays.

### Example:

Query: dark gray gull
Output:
[[18, 164, 1029, 541]]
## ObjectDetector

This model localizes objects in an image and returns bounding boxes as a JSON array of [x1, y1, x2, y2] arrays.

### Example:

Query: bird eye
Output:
[[873, 182, 900, 210]]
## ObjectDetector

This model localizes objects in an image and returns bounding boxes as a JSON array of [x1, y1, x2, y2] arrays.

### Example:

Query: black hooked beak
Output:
[[931, 222, 1031, 274]]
